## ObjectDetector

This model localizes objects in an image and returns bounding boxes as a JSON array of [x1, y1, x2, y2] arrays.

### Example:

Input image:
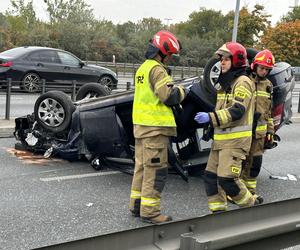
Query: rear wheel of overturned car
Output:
[[22, 72, 41, 93], [34, 91, 75, 133], [76, 82, 110, 101]]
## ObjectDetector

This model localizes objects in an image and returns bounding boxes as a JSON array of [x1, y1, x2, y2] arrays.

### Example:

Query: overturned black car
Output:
[[14, 51, 295, 180]]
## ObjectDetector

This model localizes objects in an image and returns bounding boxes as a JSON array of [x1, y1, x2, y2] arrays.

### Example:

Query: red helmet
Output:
[[152, 30, 181, 56], [251, 49, 275, 70], [216, 42, 247, 68]]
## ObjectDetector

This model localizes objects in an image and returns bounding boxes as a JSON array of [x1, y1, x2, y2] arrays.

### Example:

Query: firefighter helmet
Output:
[[216, 42, 247, 68], [251, 49, 275, 70], [145, 30, 181, 59]]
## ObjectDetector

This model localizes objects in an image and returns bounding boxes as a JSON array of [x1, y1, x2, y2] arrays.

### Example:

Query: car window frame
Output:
[[27, 50, 61, 64], [57, 51, 82, 67]]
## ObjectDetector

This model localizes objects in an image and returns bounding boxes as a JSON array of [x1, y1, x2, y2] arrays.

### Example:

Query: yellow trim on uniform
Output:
[[235, 85, 252, 98], [208, 201, 228, 211], [214, 131, 252, 140], [235, 190, 252, 206], [130, 190, 141, 199], [141, 197, 160, 207], [256, 124, 267, 132], [256, 90, 270, 98], [243, 180, 257, 189]]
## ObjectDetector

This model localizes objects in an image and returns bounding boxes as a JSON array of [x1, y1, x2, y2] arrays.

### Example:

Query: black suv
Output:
[[0, 46, 118, 92]]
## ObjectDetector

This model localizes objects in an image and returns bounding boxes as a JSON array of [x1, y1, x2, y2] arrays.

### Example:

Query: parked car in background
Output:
[[0, 46, 118, 93]]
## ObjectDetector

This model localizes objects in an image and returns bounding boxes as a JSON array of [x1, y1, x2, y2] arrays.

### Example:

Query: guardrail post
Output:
[[115, 65, 118, 78], [124, 63, 126, 77], [5, 78, 12, 120], [298, 92, 300, 113], [181, 67, 184, 79], [71, 80, 77, 101], [126, 81, 131, 90], [41, 79, 46, 94]]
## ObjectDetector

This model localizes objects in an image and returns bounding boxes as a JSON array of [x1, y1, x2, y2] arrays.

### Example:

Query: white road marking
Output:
[[40, 171, 121, 182]]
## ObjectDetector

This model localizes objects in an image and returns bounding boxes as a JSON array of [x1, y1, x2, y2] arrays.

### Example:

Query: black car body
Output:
[[0, 46, 118, 92], [14, 57, 295, 180]]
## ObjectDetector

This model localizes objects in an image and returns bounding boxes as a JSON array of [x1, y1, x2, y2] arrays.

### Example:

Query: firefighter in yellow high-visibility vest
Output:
[[194, 42, 263, 213], [129, 30, 187, 224], [241, 49, 275, 195]]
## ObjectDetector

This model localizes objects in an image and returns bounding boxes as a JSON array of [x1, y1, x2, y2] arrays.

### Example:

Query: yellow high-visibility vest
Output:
[[132, 59, 176, 127]]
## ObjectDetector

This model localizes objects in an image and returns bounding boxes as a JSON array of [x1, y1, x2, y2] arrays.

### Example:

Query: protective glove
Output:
[[194, 112, 210, 124]]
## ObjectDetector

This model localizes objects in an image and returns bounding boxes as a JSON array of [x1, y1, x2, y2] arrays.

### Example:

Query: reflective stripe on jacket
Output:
[[132, 59, 176, 127], [209, 75, 255, 152], [251, 75, 274, 138]]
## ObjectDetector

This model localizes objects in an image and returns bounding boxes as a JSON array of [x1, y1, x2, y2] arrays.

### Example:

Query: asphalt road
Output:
[[1, 123, 300, 249]]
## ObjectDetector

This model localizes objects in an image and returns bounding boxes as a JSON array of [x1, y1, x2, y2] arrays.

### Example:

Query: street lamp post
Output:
[[232, 0, 241, 42]]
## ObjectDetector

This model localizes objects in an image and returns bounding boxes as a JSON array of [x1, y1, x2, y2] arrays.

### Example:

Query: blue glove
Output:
[[194, 112, 210, 124]]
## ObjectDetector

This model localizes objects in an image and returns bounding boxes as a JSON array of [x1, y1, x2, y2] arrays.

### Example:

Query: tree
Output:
[[260, 20, 300, 66], [230, 4, 271, 47], [281, 6, 300, 22]]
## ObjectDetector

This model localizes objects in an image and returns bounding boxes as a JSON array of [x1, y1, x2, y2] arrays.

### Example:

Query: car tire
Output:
[[203, 56, 220, 94], [76, 83, 110, 101], [99, 75, 115, 89], [22, 72, 41, 93], [34, 91, 75, 133]]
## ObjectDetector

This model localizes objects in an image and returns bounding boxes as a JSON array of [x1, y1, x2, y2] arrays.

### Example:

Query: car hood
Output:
[[85, 64, 114, 72]]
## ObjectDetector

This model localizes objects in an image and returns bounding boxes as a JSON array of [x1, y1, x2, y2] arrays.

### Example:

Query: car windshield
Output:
[[0, 47, 28, 58]]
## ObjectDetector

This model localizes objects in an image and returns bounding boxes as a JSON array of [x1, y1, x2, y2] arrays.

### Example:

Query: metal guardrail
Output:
[[36, 198, 300, 250], [0, 78, 133, 120], [86, 61, 204, 79]]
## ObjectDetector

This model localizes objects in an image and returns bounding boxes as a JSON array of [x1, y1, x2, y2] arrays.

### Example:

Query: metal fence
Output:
[[0, 78, 134, 120], [86, 61, 204, 79]]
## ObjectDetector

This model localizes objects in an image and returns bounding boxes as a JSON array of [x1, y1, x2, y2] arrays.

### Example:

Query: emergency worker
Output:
[[129, 30, 187, 224], [194, 42, 263, 213], [241, 49, 275, 195]]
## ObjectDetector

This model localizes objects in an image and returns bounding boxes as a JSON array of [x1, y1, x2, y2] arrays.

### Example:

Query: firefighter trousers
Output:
[[241, 137, 264, 194], [204, 148, 257, 212], [129, 135, 169, 218]]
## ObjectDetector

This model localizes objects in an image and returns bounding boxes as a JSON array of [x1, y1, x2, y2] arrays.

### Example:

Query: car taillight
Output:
[[0, 61, 13, 67], [272, 103, 284, 131]]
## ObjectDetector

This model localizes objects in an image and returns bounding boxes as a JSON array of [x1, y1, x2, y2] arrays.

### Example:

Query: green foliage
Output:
[[281, 6, 300, 22], [0, 1, 297, 66], [230, 4, 271, 47]]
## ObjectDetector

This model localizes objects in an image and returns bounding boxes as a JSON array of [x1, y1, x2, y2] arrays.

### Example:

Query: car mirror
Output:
[[79, 61, 85, 67]]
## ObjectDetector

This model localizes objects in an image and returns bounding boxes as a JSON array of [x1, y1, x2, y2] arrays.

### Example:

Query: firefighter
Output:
[[194, 42, 263, 213], [241, 49, 275, 195], [129, 30, 187, 224]]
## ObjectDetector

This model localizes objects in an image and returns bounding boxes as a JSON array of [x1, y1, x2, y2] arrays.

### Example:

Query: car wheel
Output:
[[99, 75, 114, 89], [203, 57, 220, 94], [34, 91, 75, 133], [76, 83, 110, 101], [22, 72, 41, 93]]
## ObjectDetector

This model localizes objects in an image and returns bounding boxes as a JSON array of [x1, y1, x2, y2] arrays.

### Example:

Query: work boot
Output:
[[254, 195, 264, 205], [141, 214, 172, 224], [130, 209, 140, 217], [227, 195, 235, 205]]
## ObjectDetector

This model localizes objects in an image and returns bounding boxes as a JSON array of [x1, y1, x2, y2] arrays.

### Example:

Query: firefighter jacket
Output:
[[209, 75, 255, 152], [132, 59, 186, 138], [250, 74, 274, 138]]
